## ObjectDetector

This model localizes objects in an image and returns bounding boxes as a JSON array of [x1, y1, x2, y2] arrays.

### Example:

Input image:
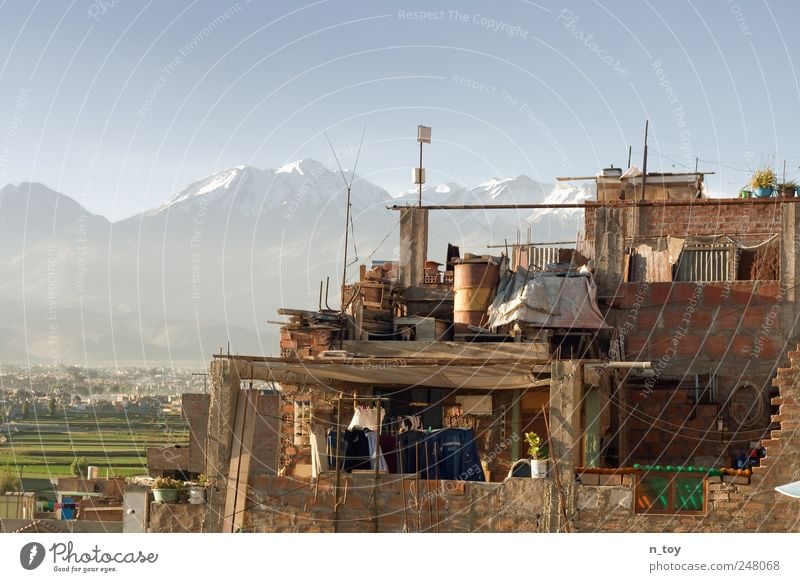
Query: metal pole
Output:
[[511, 389, 521, 461], [341, 186, 352, 312], [641, 120, 649, 201], [390, 197, 800, 211], [333, 396, 343, 533], [627, 145, 632, 169], [418, 141, 423, 206], [373, 396, 381, 533]]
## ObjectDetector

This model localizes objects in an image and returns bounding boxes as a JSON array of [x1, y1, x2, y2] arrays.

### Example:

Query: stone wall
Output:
[[243, 474, 562, 533], [149, 502, 205, 533]]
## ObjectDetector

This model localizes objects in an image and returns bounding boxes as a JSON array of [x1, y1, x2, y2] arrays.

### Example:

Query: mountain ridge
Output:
[[0, 160, 592, 364]]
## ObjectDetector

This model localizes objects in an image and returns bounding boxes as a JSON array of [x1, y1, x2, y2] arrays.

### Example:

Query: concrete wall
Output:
[[183, 393, 210, 474], [123, 484, 149, 533], [0, 493, 35, 519]]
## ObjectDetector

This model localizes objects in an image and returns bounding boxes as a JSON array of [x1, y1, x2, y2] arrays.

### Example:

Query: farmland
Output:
[[0, 410, 188, 479]]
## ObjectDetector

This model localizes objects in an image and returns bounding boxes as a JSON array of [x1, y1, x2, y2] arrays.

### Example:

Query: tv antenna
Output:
[[324, 127, 366, 313]]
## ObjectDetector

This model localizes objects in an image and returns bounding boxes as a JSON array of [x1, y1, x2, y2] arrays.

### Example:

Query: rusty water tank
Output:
[[453, 259, 500, 333]]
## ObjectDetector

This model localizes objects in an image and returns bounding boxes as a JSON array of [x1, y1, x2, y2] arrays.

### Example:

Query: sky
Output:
[[2, 0, 800, 220]]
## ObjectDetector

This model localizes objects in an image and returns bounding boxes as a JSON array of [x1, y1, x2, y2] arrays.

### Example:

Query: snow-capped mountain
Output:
[[0, 161, 591, 364], [146, 159, 389, 220], [527, 181, 594, 241]]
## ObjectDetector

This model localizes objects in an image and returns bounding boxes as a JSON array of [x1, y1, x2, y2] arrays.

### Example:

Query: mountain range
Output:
[[0, 159, 592, 365]]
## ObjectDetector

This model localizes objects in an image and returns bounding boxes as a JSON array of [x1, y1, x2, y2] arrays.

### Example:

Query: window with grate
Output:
[[674, 243, 735, 282]]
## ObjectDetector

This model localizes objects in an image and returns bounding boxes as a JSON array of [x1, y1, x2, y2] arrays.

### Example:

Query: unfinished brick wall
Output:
[[248, 391, 281, 478], [578, 347, 800, 532], [609, 281, 783, 466], [637, 202, 781, 238], [584, 200, 782, 243]]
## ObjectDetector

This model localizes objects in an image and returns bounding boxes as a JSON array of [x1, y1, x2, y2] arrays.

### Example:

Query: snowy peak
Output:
[[276, 158, 329, 176], [157, 165, 250, 211], [526, 181, 593, 226], [469, 174, 548, 201], [145, 159, 391, 220]]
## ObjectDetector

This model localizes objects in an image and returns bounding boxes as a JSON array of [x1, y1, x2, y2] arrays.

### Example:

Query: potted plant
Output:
[[188, 474, 208, 504], [777, 180, 798, 198], [750, 167, 776, 198], [152, 476, 182, 503], [525, 432, 549, 478]]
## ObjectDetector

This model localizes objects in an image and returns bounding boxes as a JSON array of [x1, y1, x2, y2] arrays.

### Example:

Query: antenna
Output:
[[324, 127, 366, 313], [414, 125, 432, 206], [641, 120, 649, 200]]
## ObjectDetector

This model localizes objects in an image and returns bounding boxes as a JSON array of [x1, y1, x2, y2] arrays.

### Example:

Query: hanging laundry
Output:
[[309, 426, 327, 478], [348, 406, 383, 431], [342, 429, 372, 472], [364, 429, 388, 472]]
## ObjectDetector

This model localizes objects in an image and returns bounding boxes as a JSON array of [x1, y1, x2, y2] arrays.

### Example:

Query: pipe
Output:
[[511, 389, 521, 461], [585, 361, 652, 369], [389, 198, 800, 211]]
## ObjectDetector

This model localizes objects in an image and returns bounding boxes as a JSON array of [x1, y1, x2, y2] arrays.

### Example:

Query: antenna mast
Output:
[[325, 128, 366, 313]]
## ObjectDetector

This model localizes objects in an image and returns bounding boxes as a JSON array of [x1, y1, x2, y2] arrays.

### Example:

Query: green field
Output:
[[0, 410, 189, 479]]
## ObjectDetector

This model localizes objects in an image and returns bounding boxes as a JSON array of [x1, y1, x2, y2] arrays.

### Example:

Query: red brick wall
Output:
[[636, 202, 781, 238], [584, 200, 782, 242], [613, 281, 785, 363], [248, 391, 281, 478], [609, 281, 785, 466]]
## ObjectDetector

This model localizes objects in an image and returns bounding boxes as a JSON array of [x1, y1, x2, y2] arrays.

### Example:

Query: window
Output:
[[634, 471, 707, 515], [674, 243, 735, 282]]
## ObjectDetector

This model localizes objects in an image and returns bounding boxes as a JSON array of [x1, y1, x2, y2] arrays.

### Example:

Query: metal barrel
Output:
[[453, 261, 500, 333]]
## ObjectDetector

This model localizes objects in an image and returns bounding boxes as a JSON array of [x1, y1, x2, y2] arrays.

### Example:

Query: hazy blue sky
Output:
[[1, 0, 799, 220]]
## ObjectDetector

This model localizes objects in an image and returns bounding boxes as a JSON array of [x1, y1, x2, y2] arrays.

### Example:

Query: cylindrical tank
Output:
[[453, 260, 500, 333], [87, 466, 100, 479]]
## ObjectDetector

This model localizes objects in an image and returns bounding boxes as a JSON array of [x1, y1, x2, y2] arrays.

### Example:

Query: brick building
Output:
[[585, 170, 794, 470], [148, 167, 800, 533]]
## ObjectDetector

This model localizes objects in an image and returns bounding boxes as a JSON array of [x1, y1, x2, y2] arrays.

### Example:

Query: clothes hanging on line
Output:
[[309, 426, 327, 478], [398, 415, 422, 432], [343, 429, 372, 472], [348, 406, 384, 431], [339, 428, 389, 473], [394, 428, 484, 481]]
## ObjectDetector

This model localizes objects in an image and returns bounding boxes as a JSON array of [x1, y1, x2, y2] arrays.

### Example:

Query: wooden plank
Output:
[[222, 388, 247, 533], [339, 340, 549, 360]]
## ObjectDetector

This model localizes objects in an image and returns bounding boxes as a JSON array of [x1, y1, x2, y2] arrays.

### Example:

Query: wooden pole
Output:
[[333, 397, 343, 533]]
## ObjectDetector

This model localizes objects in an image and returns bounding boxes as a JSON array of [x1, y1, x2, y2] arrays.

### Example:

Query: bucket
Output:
[[188, 486, 207, 504], [531, 459, 549, 479]]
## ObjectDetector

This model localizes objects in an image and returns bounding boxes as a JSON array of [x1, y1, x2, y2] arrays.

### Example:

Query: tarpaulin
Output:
[[485, 268, 609, 330]]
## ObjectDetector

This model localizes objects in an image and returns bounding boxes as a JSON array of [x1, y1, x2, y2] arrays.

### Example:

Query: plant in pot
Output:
[[188, 474, 208, 504], [152, 476, 183, 503], [777, 179, 798, 198], [750, 167, 776, 198], [525, 432, 549, 478]]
